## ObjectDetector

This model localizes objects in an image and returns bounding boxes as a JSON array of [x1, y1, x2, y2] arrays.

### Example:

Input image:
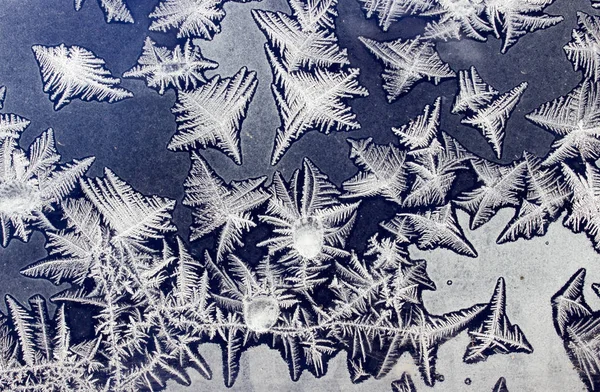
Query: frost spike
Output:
[[493, 377, 509, 392], [393, 97, 441, 150], [32, 44, 133, 110], [464, 277, 533, 363], [5, 295, 36, 367], [462, 82, 528, 159], [359, 36, 455, 103], [169, 67, 258, 164], [452, 66, 499, 114], [564, 12, 600, 81], [551, 268, 591, 338]]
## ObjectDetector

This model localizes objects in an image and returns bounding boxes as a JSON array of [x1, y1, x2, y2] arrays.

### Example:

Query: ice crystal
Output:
[[552, 269, 600, 391], [453, 67, 499, 115], [383, 202, 478, 257], [528, 79, 600, 166], [149, 0, 256, 40], [0, 295, 101, 391], [0, 113, 30, 140], [457, 158, 527, 230], [32, 44, 133, 110], [564, 12, 600, 82], [259, 159, 359, 290], [123, 37, 218, 95], [484, 0, 563, 53], [404, 132, 473, 208], [561, 163, 600, 251], [81, 168, 176, 245], [393, 96, 442, 150], [464, 277, 533, 363], [169, 67, 258, 164], [74, 0, 134, 23], [360, 36, 455, 103], [342, 137, 408, 204], [461, 80, 528, 159], [183, 153, 269, 261], [423, 0, 492, 42], [497, 152, 569, 244], [267, 47, 368, 164], [0, 129, 94, 247]]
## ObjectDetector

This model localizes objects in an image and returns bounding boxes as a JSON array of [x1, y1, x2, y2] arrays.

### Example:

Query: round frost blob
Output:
[[292, 217, 324, 259], [243, 295, 281, 333]]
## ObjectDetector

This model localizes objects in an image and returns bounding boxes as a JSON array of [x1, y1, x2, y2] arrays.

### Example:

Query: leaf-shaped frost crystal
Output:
[[32, 44, 133, 110], [394, 97, 442, 150], [564, 12, 600, 82], [462, 81, 528, 159], [484, 0, 563, 53], [552, 269, 600, 391], [457, 158, 527, 230], [184, 153, 269, 261], [169, 67, 258, 164], [497, 152, 569, 244], [267, 47, 368, 164], [259, 159, 359, 289], [342, 137, 408, 204], [464, 278, 533, 363], [392, 372, 417, 392], [74, 0, 134, 23], [149, 0, 254, 40], [453, 66, 499, 115], [527, 79, 600, 166], [0, 129, 94, 247], [0, 113, 30, 140], [81, 168, 176, 244], [384, 203, 478, 257], [359, 36, 455, 103], [252, 9, 349, 72], [124, 37, 218, 95]]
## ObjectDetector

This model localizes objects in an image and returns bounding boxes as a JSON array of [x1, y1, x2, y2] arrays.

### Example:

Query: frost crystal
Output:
[[484, 0, 563, 53], [342, 137, 408, 204], [527, 79, 600, 166], [564, 12, 600, 82], [32, 44, 133, 110], [461, 79, 528, 159], [383, 203, 478, 257], [493, 377, 510, 392], [259, 159, 359, 289], [0, 129, 94, 247], [393, 96, 442, 150], [552, 269, 600, 391], [359, 36, 455, 103], [497, 152, 569, 244], [457, 158, 527, 230], [0, 113, 30, 140], [123, 37, 218, 95], [423, 0, 492, 42], [256, 0, 367, 164], [184, 153, 269, 261], [74, 0, 134, 23], [453, 66, 499, 115], [149, 0, 256, 40], [464, 277, 533, 363], [169, 67, 258, 164]]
